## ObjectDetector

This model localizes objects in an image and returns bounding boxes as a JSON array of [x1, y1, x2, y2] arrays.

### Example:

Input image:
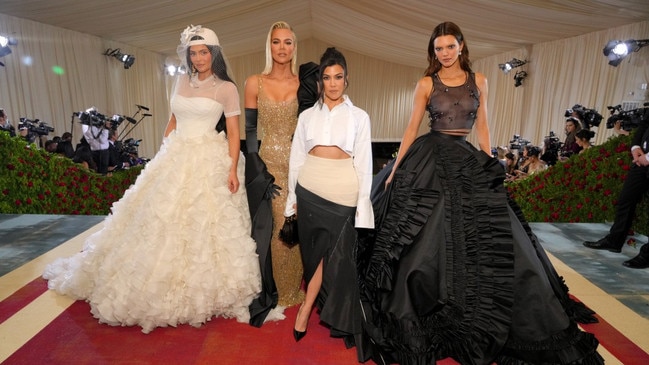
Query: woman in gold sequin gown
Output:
[[244, 21, 305, 310]]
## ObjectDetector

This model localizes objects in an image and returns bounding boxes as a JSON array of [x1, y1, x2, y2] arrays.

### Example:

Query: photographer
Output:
[[0, 108, 15, 137], [107, 129, 130, 171], [82, 119, 111, 174], [17, 121, 38, 144], [559, 116, 582, 160], [583, 105, 649, 269], [541, 130, 562, 166], [56, 132, 75, 158]]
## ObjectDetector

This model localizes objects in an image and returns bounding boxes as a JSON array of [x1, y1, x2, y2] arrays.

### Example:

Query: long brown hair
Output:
[[424, 22, 472, 76]]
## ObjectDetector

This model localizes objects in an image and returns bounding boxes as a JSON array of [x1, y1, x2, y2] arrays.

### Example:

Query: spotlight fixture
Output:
[[0, 34, 18, 67], [513, 70, 527, 87], [498, 58, 527, 74], [103, 48, 135, 69], [603, 38, 649, 66], [165, 64, 187, 76]]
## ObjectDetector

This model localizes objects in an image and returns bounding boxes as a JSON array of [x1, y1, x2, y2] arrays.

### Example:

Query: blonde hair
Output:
[[262, 21, 297, 75]]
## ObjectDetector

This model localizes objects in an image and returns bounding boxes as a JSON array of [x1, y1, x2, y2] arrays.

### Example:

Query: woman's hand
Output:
[[228, 170, 239, 193], [385, 169, 396, 190]]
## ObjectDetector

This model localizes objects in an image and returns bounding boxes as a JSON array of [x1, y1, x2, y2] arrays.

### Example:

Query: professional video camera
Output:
[[113, 138, 147, 168], [565, 104, 603, 129], [74, 107, 134, 131], [544, 130, 562, 153], [18, 117, 55, 136], [538, 131, 562, 166], [74, 107, 108, 128], [509, 134, 530, 157], [119, 138, 141, 155], [606, 103, 649, 132]]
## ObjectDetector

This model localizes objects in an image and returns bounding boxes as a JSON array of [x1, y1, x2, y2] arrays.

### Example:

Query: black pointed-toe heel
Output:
[[293, 328, 307, 342]]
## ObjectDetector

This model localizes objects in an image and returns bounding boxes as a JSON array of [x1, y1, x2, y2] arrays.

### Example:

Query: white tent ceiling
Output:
[[1, 0, 648, 68]]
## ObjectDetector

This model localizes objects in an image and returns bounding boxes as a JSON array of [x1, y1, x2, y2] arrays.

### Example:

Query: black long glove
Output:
[[245, 108, 259, 153]]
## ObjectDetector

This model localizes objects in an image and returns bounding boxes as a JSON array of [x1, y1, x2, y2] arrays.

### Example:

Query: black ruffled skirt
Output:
[[358, 132, 603, 365]]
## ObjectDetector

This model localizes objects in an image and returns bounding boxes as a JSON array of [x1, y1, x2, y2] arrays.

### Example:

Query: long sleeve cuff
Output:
[[284, 193, 296, 217], [355, 197, 374, 229]]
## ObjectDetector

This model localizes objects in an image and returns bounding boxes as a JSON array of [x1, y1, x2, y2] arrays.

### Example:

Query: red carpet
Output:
[[0, 279, 47, 323], [4, 290, 362, 364], [2, 278, 648, 364]]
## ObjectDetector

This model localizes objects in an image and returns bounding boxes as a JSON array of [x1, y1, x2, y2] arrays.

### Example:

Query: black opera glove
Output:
[[245, 108, 259, 153]]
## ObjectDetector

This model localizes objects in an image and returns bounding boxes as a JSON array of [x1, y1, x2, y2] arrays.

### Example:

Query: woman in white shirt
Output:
[[284, 47, 373, 360]]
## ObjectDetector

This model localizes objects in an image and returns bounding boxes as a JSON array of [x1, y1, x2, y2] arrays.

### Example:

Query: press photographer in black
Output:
[[107, 129, 130, 171], [541, 130, 562, 166], [583, 104, 649, 269], [81, 113, 111, 175], [560, 104, 603, 161], [0, 108, 15, 137]]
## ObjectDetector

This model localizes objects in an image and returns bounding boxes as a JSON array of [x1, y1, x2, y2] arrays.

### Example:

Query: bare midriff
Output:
[[309, 145, 349, 159], [438, 128, 471, 136]]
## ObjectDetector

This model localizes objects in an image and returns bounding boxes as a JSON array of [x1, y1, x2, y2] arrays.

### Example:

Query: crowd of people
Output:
[[0, 107, 146, 174], [28, 18, 649, 365]]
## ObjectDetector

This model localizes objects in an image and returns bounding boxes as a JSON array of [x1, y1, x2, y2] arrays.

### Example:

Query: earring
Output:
[[459, 51, 462, 55]]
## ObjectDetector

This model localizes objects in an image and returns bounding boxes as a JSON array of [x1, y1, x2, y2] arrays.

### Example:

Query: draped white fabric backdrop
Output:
[[0, 12, 647, 159]]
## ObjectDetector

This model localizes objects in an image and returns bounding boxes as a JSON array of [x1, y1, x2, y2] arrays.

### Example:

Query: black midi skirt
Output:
[[359, 132, 603, 365], [296, 184, 372, 361]]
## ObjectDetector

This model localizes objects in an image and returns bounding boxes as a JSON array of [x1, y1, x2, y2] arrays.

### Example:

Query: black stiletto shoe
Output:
[[293, 328, 307, 342]]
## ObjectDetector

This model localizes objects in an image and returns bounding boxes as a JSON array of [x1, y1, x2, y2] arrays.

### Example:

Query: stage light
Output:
[[498, 58, 527, 74], [165, 64, 186, 76], [603, 39, 649, 66], [514, 71, 527, 87], [103, 48, 135, 69], [0, 34, 18, 67]]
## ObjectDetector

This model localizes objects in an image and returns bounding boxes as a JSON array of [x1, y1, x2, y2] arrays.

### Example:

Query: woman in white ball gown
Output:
[[43, 25, 264, 333]]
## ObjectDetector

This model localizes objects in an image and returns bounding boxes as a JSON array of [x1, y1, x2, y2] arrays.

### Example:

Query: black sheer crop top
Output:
[[427, 72, 480, 131]]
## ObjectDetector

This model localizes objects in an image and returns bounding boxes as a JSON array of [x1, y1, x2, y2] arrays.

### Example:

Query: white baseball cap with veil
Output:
[[171, 25, 240, 121], [175, 25, 234, 81]]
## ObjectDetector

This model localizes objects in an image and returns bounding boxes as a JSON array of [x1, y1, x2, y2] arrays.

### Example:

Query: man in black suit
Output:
[[583, 109, 649, 268]]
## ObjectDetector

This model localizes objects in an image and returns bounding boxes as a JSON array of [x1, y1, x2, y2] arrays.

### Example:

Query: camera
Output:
[[544, 131, 562, 153], [509, 134, 530, 156], [120, 138, 141, 155], [565, 104, 603, 129], [113, 138, 147, 168], [606, 103, 649, 131], [538, 130, 562, 166], [74, 107, 108, 128], [18, 117, 55, 136], [74, 107, 133, 131]]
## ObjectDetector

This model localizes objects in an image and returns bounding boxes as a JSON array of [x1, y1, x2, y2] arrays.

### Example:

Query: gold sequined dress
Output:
[[257, 77, 305, 307]]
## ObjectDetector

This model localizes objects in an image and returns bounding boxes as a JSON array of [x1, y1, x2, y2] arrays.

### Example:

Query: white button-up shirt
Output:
[[81, 124, 109, 151], [285, 96, 374, 228]]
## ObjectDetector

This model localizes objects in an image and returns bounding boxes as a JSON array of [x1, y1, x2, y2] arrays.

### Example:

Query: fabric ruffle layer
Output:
[[44, 131, 261, 333], [359, 133, 602, 365]]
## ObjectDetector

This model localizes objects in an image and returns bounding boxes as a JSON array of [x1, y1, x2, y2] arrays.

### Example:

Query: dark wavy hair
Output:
[[576, 129, 595, 141], [425, 22, 472, 76], [526, 145, 541, 157], [185, 36, 234, 84], [317, 47, 347, 103]]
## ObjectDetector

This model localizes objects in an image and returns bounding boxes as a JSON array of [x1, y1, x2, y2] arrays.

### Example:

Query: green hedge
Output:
[[1, 132, 143, 215], [1, 129, 648, 238], [506, 132, 648, 236]]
